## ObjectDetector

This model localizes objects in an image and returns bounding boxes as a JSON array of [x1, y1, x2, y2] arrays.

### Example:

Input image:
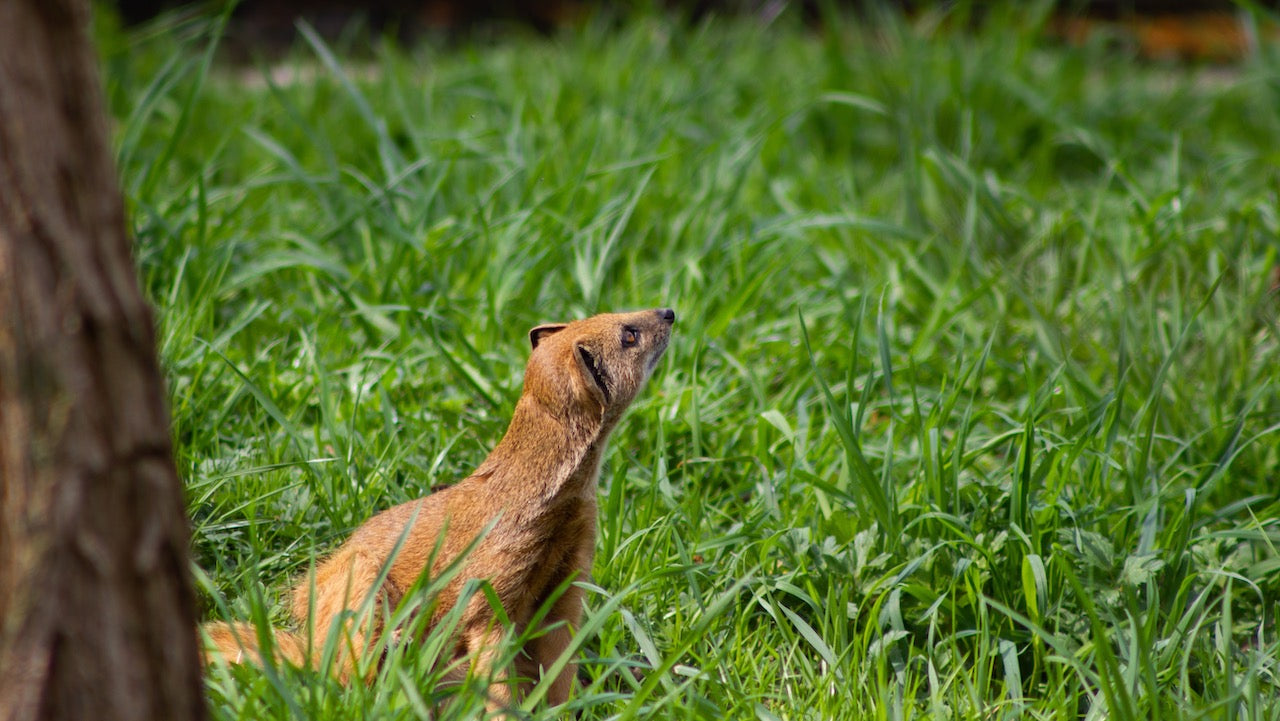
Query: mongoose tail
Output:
[[202, 621, 309, 669]]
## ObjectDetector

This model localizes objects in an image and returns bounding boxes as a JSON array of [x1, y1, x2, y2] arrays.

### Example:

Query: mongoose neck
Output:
[[479, 397, 611, 503]]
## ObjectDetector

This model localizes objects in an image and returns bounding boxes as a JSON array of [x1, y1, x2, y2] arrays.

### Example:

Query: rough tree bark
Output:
[[0, 1, 207, 719]]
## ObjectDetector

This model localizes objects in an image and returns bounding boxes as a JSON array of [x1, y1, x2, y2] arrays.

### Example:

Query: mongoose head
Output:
[[524, 308, 675, 426]]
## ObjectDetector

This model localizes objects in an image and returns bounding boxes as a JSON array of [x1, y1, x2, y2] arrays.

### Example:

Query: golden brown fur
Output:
[[202, 308, 675, 710]]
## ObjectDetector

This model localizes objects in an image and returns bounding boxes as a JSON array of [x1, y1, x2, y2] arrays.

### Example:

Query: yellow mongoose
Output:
[[203, 308, 675, 709]]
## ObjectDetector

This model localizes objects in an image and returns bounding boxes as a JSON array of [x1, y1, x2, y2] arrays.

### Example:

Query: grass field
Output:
[[98, 3, 1280, 719]]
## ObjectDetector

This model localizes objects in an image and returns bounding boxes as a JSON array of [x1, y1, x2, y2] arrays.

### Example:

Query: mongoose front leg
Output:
[[462, 624, 515, 714], [530, 578, 586, 706]]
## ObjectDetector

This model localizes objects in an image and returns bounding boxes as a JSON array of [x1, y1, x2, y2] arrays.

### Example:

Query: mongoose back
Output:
[[203, 307, 676, 710]]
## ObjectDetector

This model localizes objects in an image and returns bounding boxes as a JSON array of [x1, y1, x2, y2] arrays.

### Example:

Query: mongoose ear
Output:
[[529, 323, 568, 349]]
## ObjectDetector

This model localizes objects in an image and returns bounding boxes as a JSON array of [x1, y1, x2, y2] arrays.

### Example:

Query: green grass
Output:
[[98, 3, 1280, 719]]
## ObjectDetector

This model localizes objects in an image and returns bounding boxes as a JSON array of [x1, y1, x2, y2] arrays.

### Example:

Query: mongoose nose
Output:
[[657, 308, 676, 324]]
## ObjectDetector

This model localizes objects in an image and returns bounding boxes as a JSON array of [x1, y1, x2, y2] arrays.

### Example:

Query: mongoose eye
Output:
[[621, 327, 639, 347]]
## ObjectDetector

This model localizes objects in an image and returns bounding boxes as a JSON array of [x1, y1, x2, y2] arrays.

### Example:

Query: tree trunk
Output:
[[0, 1, 207, 720]]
